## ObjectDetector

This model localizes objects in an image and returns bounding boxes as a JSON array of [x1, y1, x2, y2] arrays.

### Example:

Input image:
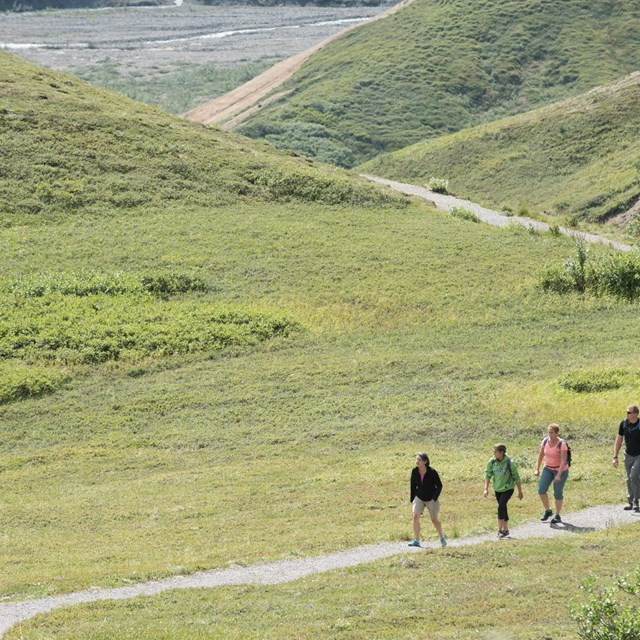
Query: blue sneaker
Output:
[[408, 539, 421, 547], [440, 535, 447, 547]]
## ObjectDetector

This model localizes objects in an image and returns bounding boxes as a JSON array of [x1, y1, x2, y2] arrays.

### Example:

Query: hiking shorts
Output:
[[538, 467, 569, 500], [413, 497, 441, 519]]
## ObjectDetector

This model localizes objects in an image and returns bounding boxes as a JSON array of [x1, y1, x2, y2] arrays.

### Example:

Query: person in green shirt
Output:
[[484, 443, 523, 538]]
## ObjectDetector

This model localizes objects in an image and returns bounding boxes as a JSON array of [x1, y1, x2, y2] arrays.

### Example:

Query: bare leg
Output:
[[412, 513, 421, 540], [430, 516, 443, 537], [540, 493, 550, 510], [554, 498, 563, 515]]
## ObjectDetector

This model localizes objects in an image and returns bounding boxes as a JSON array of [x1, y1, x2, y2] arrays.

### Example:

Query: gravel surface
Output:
[[0, 4, 390, 76], [363, 176, 632, 251], [0, 504, 637, 637]]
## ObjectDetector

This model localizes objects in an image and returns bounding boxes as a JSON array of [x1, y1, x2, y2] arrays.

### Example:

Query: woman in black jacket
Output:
[[409, 452, 447, 547]]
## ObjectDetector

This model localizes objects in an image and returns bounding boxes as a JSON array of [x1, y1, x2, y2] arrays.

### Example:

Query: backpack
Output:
[[543, 437, 572, 467], [492, 456, 514, 480]]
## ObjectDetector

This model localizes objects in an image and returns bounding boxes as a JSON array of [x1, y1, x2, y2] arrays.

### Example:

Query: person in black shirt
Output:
[[408, 452, 447, 548], [613, 404, 640, 512]]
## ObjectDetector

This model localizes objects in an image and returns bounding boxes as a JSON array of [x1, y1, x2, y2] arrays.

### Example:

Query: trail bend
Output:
[[1, 504, 637, 637]]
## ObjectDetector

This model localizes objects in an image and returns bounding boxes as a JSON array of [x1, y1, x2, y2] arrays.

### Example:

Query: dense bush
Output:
[[558, 369, 627, 393], [427, 177, 450, 194], [0, 363, 69, 404], [540, 244, 640, 301], [571, 569, 640, 639]]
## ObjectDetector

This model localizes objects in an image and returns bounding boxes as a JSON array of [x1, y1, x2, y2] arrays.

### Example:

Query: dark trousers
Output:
[[495, 489, 514, 521]]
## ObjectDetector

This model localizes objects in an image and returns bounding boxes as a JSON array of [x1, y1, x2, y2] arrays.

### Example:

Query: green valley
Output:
[[1, 47, 640, 639]]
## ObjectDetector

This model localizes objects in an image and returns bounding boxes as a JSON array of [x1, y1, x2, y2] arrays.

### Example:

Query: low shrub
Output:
[[0, 271, 300, 365], [571, 568, 640, 639], [558, 369, 628, 393], [6, 270, 208, 298], [626, 212, 640, 244], [539, 243, 640, 301], [449, 205, 479, 223], [245, 166, 405, 207], [427, 177, 450, 194], [0, 294, 301, 365], [589, 252, 640, 301], [0, 363, 70, 405]]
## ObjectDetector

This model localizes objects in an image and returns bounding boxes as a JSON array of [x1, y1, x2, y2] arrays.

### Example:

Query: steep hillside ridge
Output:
[[185, 0, 414, 128], [237, 0, 640, 168], [0, 52, 403, 226], [361, 72, 640, 225]]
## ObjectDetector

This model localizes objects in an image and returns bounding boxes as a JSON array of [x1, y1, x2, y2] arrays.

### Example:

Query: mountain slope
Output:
[[237, 0, 640, 167], [0, 51, 402, 227], [361, 72, 640, 225]]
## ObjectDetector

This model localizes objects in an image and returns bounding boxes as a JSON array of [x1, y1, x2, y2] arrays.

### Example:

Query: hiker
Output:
[[484, 443, 523, 538], [409, 452, 447, 548], [612, 404, 640, 512], [534, 423, 569, 523]]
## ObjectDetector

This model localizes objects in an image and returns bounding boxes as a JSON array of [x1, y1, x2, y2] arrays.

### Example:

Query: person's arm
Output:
[[613, 434, 624, 468], [410, 470, 416, 503], [431, 469, 442, 502], [516, 481, 523, 499], [534, 446, 544, 476], [554, 444, 567, 482], [509, 460, 523, 498], [483, 459, 492, 497]]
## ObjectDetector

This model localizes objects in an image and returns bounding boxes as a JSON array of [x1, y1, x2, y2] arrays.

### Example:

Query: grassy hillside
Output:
[[0, 52, 400, 226], [2, 52, 640, 639], [361, 73, 640, 229], [238, 0, 640, 168]]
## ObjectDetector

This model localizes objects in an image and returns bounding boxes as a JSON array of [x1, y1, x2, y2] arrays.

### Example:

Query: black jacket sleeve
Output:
[[410, 468, 416, 503], [431, 468, 443, 502]]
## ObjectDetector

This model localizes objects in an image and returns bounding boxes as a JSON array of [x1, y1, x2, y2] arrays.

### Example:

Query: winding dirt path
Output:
[[1, 504, 637, 637], [184, 0, 415, 128], [363, 175, 633, 251]]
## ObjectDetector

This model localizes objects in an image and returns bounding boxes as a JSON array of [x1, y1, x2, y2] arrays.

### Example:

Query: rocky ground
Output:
[[0, 3, 391, 79]]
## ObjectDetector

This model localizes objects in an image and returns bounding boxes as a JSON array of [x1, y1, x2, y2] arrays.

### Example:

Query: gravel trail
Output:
[[363, 175, 632, 251], [1, 504, 637, 637]]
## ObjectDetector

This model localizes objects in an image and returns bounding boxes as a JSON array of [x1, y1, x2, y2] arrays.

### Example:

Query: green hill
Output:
[[361, 72, 640, 227], [2, 51, 640, 639], [0, 51, 400, 227], [237, 0, 640, 168]]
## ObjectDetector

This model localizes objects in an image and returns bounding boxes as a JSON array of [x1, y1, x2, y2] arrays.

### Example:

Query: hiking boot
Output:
[[440, 535, 447, 548], [634, 501, 640, 513], [550, 513, 562, 524], [540, 509, 553, 521], [408, 539, 421, 547], [623, 502, 634, 510], [498, 529, 510, 538]]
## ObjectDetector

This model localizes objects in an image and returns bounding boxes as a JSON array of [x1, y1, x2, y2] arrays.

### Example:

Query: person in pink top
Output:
[[534, 423, 569, 523]]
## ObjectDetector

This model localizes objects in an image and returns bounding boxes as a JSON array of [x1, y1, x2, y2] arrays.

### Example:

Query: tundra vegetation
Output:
[[1, 52, 640, 638], [363, 74, 640, 235], [239, 0, 640, 169]]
